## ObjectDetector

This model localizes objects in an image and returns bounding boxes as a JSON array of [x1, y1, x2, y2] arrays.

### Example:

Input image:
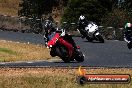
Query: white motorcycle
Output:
[[78, 22, 104, 43]]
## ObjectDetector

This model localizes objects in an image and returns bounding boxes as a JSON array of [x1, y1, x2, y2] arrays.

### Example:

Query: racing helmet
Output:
[[125, 23, 132, 30], [125, 23, 131, 28], [79, 15, 85, 21]]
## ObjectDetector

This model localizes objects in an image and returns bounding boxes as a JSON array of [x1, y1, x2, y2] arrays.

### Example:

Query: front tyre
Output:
[[96, 35, 104, 43], [56, 46, 71, 63], [127, 42, 132, 49], [75, 50, 84, 62], [86, 36, 93, 42], [50, 47, 56, 57]]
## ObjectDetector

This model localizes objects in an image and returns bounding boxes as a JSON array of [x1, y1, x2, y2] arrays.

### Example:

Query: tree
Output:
[[61, 0, 108, 25], [98, 0, 113, 11], [19, 0, 63, 18]]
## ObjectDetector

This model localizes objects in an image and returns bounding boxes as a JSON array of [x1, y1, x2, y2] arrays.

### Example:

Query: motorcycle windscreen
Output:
[[47, 33, 60, 47], [87, 24, 98, 33]]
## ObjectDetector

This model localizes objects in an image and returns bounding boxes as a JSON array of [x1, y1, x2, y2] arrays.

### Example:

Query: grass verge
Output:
[[0, 48, 16, 55], [0, 0, 20, 16], [0, 40, 52, 62], [0, 68, 131, 88]]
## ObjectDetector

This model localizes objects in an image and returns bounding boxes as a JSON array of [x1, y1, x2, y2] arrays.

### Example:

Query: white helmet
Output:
[[125, 23, 131, 29], [79, 15, 85, 21], [126, 23, 131, 27]]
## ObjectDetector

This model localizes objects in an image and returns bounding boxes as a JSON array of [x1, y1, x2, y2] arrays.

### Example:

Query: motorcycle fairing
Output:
[[85, 23, 98, 33], [85, 23, 99, 37], [47, 33, 60, 47], [47, 32, 74, 58], [58, 37, 74, 58]]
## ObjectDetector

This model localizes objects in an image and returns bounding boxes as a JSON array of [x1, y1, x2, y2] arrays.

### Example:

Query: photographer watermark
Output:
[[76, 66, 131, 85]]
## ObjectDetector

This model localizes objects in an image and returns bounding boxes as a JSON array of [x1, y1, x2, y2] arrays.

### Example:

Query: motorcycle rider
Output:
[[43, 19, 56, 45], [78, 14, 88, 38], [124, 22, 132, 43], [44, 18, 78, 50]]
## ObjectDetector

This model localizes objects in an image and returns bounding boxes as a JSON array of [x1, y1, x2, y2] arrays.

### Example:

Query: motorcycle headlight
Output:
[[50, 45, 52, 48]]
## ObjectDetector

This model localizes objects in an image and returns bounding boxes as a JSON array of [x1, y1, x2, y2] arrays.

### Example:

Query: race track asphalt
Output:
[[0, 31, 132, 68]]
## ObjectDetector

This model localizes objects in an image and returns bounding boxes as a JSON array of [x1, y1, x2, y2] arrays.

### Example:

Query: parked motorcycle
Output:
[[47, 29, 85, 63], [77, 22, 104, 43]]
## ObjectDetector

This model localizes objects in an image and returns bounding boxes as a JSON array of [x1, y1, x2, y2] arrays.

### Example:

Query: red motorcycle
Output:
[[47, 29, 84, 63]]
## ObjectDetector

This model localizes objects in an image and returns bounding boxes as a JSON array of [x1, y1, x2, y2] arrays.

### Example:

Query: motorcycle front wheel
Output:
[[86, 36, 93, 42], [96, 35, 104, 43], [50, 47, 56, 57], [74, 50, 84, 62], [127, 42, 132, 49], [56, 46, 71, 63]]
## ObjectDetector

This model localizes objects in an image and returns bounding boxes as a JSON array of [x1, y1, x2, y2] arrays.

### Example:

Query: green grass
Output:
[[0, 48, 16, 55], [0, 0, 20, 16]]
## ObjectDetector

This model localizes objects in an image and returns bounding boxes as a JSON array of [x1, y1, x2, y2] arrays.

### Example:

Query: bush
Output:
[[61, 0, 108, 26]]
